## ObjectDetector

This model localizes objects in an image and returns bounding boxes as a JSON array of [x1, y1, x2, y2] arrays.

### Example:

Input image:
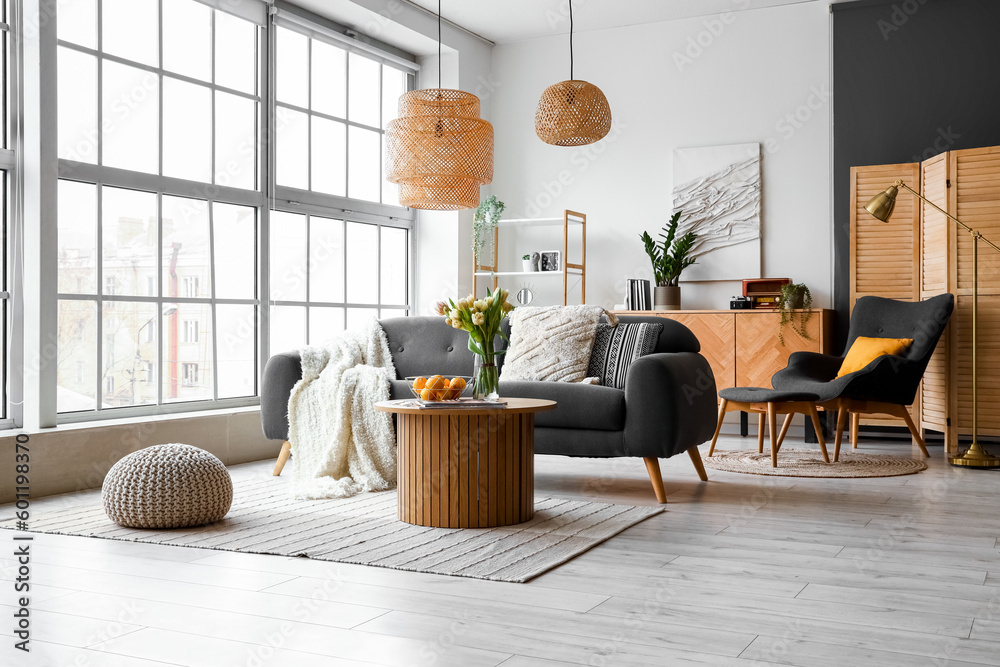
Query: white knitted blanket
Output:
[[287, 319, 397, 499]]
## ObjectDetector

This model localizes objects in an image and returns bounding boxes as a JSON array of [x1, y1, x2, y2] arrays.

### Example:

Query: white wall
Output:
[[489, 2, 832, 310]]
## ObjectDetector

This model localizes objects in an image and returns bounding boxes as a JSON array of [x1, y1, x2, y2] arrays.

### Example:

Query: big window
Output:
[[52, 0, 415, 420]]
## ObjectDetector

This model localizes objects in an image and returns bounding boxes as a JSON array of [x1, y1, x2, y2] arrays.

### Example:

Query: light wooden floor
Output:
[[3, 432, 1000, 666]]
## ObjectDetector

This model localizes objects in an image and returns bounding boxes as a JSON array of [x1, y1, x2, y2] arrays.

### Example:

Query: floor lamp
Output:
[[865, 180, 1000, 468]]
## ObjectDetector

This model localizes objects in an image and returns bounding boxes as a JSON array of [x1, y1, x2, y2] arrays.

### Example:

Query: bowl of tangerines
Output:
[[407, 375, 471, 403]]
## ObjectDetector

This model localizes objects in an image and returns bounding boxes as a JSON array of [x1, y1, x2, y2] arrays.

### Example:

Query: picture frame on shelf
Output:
[[540, 250, 561, 272]]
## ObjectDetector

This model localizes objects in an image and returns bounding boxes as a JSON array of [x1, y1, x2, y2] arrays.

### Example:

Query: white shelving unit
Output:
[[473, 210, 586, 305]]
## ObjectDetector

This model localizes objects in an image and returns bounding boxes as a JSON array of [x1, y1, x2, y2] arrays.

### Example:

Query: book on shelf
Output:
[[625, 279, 651, 311]]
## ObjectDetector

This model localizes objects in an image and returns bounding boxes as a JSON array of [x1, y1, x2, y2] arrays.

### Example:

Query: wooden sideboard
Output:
[[616, 309, 835, 391]]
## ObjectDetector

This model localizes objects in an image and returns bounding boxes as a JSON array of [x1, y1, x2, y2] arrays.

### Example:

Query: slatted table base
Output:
[[396, 412, 535, 528]]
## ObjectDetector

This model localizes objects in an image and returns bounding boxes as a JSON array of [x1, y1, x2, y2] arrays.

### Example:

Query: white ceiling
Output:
[[399, 0, 843, 44], [288, 0, 856, 53]]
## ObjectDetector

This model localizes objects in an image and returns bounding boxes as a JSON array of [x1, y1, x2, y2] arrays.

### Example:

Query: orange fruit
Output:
[[447, 377, 466, 399], [412, 376, 427, 391], [420, 388, 434, 401], [425, 376, 446, 391]]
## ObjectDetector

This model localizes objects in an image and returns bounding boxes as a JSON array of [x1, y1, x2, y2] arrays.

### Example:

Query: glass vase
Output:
[[473, 360, 499, 401], [472, 337, 500, 401]]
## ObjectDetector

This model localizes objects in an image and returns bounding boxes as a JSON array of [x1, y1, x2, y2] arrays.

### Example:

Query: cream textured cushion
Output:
[[501, 305, 618, 383], [102, 444, 233, 529]]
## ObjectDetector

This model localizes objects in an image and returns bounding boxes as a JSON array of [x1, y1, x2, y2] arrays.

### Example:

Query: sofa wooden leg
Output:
[[643, 457, 668, 504], [850, 412, 860, 449], [273, 441, 292, 476], [687, 447, 708, 482]]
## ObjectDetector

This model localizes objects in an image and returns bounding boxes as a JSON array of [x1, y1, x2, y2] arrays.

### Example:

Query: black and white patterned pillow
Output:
[[587, 322, 663, 389]]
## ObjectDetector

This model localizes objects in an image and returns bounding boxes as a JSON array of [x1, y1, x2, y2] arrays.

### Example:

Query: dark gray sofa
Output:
[[261, 315, 718, 502]]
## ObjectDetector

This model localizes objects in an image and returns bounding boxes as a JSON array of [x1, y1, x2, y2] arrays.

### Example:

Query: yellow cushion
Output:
[[836, 337, 913, 379]]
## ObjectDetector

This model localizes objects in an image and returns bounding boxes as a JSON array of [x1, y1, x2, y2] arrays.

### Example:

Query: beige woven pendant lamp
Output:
[[384, 0, 493, 210], [535, 0, 611, 146]]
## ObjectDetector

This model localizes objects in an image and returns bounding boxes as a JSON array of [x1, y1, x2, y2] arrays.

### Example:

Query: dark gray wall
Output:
[[833, 0, 1000, 347]]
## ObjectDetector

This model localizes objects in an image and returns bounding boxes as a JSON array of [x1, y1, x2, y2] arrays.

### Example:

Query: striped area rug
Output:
[[3, 475, 662, 583]]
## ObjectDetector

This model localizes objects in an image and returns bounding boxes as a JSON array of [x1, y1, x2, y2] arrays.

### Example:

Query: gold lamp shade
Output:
[[865, 185, 899, 222], [385, 88, 494, 210], [535, 80, 612, 147]]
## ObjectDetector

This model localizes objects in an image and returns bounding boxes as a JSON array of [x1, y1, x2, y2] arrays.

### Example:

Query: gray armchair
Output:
[[771, 293, 954, 459]]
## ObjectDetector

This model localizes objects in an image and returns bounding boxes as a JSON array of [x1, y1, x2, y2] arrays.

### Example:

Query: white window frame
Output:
[[0, 0, 20, 429]]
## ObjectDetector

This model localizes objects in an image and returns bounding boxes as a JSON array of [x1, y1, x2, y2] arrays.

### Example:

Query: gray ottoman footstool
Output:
[[102, 444, 233, 528], [708, 387, 829, 467]]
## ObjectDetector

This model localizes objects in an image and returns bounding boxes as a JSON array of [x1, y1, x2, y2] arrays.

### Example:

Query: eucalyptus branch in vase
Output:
[[472, 196, 506, 269]]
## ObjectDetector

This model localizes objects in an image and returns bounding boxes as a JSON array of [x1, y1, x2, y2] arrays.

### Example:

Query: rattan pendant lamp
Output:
[[535, 0, 611, 146], [384, 0, 493, 210]]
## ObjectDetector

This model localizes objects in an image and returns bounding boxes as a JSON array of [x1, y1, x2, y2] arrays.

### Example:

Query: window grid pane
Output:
[[59, 3, 260, 188], [275, 26, 409, 206], [57, 182, 258, 414], [268, 212, 408, 354]]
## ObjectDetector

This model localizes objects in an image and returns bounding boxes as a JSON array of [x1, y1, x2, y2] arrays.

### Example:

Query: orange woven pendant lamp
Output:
[[535, 0, 611, 146], [385, 0, 493, 210]]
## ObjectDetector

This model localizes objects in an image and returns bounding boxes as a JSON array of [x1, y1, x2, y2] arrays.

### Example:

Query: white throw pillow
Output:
[[500, 305, 616, 383]]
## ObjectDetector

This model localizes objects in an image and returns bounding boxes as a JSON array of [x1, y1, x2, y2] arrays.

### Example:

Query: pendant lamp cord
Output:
[[438, 0, 442, 88], [569, 0, 574, 80]]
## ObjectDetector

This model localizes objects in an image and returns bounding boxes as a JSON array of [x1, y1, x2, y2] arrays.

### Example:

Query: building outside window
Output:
[[181, 362, 198, 387]]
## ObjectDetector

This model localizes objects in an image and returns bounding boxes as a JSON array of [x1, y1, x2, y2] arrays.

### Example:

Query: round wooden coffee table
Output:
[[375, 398, 556, 528]]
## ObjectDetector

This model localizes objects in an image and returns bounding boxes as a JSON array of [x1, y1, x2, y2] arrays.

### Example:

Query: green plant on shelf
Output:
[[472, 195, 506, 269], [777, 282, 813, 346]]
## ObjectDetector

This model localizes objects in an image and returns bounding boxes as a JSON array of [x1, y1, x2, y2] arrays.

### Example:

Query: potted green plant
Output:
[[777, 282, 813, 345], [522, 254, 536, 272], [472, 195, 506, 268], [640, 211, 698, 310]]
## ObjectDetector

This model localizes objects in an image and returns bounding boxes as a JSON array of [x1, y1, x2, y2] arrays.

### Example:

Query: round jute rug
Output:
[[702, 448, 927, 478]]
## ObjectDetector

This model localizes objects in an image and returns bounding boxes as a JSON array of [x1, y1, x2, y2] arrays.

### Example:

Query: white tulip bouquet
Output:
[[435, 287, 514, 400]]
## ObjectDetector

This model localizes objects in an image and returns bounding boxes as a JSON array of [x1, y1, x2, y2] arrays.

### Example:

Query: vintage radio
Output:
[[742, 278, 790, 309]]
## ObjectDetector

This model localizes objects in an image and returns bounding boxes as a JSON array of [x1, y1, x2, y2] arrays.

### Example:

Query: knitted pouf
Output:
[[102, 444, 233, 529]]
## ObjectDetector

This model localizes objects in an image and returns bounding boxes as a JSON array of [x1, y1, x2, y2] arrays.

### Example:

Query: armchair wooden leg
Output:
[[767, 402, 779, 468], [808, 404, 831, 463], [757, 414, 766, 454], [273, 440, 292, 476], [643, 457, 668, 504], [775, 413, 794, 451], [897, 407, 930, 458], [834, 407, 848, 463], [850, 412, 860, 449], [708, 399, 728, 457], [687, 446, 708, 482]]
